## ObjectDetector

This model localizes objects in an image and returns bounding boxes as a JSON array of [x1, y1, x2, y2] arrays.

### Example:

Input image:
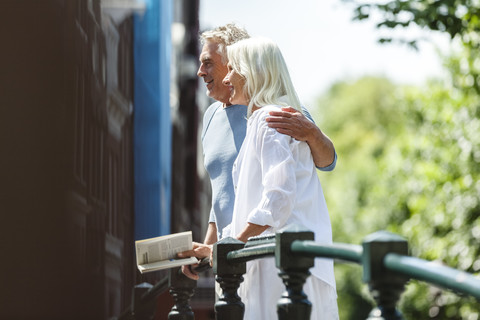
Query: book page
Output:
[[137, 256, 198, 274], [135, 231, 193, 266]]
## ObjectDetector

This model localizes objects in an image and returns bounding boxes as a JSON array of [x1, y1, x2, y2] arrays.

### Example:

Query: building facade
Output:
[[1, 0, 212, 319]]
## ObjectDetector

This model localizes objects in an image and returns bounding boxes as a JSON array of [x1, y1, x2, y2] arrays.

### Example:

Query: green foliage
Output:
[[314, 2, 480, 318], [317, 77, 404, 243], [348, 0, 480, 47], [377, 77, 480, 319], [316, 76, 405, 318], [315, 55, 480, 318], [347, 0, 480, 94], [335, 265, 373, 320], [447, 44, 480, 95]]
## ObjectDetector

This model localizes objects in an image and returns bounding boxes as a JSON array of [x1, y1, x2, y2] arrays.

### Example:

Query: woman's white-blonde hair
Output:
[[226, 37, 302, 117]]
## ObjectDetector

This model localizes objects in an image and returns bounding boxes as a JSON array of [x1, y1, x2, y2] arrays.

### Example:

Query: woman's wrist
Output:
[[236, 222, 270, 243]]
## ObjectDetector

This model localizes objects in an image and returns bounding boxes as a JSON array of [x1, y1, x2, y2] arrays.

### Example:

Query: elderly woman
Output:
[[220, 36, 338, 320], [180, 37, 338, 319]]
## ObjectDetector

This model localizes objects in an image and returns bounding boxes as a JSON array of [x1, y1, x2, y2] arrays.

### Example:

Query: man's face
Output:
[[197, 41, 231, 105]]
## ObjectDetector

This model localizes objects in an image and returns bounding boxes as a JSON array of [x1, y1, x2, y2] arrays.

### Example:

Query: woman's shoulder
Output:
[[261, 104, 282, 113], [251, 105, 282, 120], [249, 105, 283, 134]]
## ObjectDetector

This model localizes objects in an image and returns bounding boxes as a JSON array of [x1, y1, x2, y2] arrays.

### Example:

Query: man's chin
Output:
[[206, 90, 215, 99], [206, 93, 220, 102], [205, 91, 230, 104]]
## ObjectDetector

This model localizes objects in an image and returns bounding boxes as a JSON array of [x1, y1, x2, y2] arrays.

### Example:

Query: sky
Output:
[[199, 0, 452, 107]]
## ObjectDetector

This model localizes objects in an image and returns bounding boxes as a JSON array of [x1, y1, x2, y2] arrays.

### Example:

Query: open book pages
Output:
[[135, 231, 199, 273]]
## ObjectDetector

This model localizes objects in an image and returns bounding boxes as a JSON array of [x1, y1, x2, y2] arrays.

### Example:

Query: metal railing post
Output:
[[132, 282, 155, 320], [168, 267, 196, 320], [275, 224, 314, 320], [214, 237, 246, 320], [362, 231, 409, 320]]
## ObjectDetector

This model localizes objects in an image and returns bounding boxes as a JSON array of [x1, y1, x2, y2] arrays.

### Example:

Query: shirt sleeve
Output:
[[301, 105, 337, 171], [246, 117, 297, 229], [208, 207, 216, 224], [317, 151, 337, 171]]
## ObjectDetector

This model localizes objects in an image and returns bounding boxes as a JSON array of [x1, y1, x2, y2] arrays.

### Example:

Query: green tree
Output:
[[316, 71, 480, 318], [315, 77, 405, 319], [315, 2, 480, 318], [316, 67, 480, 320], [317, 77, 404, 243], [369, 68, 480, 320], [347, 0, 480, 93], [348, 0, 480, 47]]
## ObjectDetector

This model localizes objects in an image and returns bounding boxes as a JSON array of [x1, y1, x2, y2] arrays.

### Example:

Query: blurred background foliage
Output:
[[313, 0, 480, 319]]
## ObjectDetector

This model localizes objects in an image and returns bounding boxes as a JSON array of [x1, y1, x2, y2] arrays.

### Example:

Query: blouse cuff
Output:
[[247, 208, 277, 229]]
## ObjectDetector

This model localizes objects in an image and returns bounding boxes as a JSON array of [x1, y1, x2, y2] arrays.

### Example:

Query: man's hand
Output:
[[266, 106, 335, 168], [178, 241, 213, 260], [266, 106, 315, 142], [177, 242, 213, 280]]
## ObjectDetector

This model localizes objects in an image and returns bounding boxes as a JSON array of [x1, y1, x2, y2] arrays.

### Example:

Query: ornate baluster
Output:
[[275, 225, 314, 320], [131, 282, 155, 320], [363, 231, 408, 320], [214, 237, 246, 320], [168, 267, 196, 320]]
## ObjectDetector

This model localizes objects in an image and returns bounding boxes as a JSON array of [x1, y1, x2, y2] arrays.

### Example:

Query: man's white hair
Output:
[[200, 23, 250, 64]]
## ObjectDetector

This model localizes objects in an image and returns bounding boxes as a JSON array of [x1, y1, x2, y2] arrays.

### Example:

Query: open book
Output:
[[135, 231, 199, 274]]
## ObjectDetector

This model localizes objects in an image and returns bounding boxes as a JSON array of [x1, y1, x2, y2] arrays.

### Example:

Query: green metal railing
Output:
[[118, 278, 169, 320], [215, 225, 480, 320], [291, 240, 363, 263], [117, 224, 480, 320], [227, 235, 276, 263], [384, 253, 480, 299]]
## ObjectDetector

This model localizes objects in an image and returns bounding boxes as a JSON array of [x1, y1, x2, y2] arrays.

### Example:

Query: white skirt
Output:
[[234, 257, 339, 320]]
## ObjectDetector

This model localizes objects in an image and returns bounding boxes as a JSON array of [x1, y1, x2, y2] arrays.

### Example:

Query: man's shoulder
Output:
[[300, 105, 315, 123], [202, 102, 223, 128], [204, 103, 249, 123], [201, 102, 222, 141], [204, 101, 223, 119], [206, 101, 223, 110]]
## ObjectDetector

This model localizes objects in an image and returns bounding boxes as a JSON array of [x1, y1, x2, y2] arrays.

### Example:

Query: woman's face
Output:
[[222, 64, 248, 106]]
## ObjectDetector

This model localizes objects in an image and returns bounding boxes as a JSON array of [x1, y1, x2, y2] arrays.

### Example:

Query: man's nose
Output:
[[197, 65, 206, 78]]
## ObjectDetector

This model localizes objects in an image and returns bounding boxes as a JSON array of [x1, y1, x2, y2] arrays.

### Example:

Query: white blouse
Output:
[[223, 105, 336, 289]]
